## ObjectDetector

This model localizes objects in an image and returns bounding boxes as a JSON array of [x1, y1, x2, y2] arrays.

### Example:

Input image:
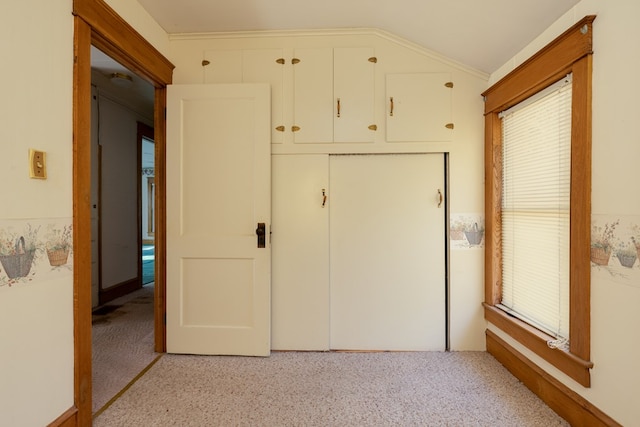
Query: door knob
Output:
[[256, 223, 266, 248]]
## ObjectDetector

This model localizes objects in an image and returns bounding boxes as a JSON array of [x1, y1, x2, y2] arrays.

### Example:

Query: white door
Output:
[[166, 83, 271, 356], [271, 154, 330, 350], [330, 154, 446, 351]]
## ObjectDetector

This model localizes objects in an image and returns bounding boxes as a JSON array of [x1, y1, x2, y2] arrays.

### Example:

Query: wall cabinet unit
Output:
[[204, 47, 376, 144], [386, 73, 453, 142]]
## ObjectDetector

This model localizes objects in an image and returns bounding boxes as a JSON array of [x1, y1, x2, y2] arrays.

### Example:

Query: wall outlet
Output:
[[29, 149, 47, 179]]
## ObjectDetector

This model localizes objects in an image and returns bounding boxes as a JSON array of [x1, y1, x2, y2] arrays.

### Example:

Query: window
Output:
[[499, 75, 572, 342], [482, 16, 595, 387]]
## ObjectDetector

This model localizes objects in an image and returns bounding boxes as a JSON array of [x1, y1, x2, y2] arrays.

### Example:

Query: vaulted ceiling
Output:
[[136, 0, 580, 74]]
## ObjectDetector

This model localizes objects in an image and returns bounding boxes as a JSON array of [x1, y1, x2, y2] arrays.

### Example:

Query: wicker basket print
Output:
[[46, 248, 69, 266], [0, 237, 36, 279], [590, 247, 611, 266]]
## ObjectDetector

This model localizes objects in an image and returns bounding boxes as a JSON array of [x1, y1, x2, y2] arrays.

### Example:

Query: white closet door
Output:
[[271, 154, 330, 350], [330, 154, 445, 351]]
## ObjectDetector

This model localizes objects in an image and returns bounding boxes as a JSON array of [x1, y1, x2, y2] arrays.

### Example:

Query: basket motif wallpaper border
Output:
[[591, 214, 640, 289], [0, 218, 73, 289], [450, 213, 485, 249]]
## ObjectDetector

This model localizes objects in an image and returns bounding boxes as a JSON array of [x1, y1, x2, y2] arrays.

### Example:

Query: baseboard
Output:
[[47, 407, 77, 427], [486, 329, 621, 427], [99, 278, 141, 305]]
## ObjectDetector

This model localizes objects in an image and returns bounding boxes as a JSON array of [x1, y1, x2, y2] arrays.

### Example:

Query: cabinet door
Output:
[[271, 154, 330, 350], [203, 50, 242, 83], [292, 48, 334, 143], [334, 48, 376, 143], [386, 73, 453, 142], [243, 49, 286, 144]]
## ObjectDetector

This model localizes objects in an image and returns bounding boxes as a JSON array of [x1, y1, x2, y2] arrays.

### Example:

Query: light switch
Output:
[[29, 149, 47, 179]]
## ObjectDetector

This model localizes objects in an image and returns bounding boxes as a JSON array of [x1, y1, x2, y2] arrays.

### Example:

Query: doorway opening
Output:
[[73, 1, 174, 422], [89, 46, 157, 415]]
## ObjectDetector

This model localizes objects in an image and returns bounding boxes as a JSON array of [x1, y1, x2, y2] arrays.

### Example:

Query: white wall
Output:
[[488, 1, 640, 425], [0, 1, 74, 425], [96, 95, 146, 290], [0, 1, 169, 425], [168, 30, 488, 351]]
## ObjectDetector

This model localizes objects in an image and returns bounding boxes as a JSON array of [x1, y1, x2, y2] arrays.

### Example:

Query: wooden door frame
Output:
[[72, 0, 173, 424]]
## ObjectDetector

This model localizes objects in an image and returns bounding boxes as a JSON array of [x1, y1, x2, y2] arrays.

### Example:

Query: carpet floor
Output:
[[92, 283, 157, 414], [93, 351, 569, 426]]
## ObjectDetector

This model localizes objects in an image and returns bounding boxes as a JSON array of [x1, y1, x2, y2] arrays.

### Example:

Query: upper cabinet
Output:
[[203, 47, 376, 144], [204, 48, 286, 143], [293, 47, 376, 143], [386, 73, 454, 142]]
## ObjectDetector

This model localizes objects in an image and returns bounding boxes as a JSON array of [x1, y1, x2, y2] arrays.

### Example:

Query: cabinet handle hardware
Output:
[[292, 126, 301, 132], [368, 57, 378, 63], [445, 123, 454, 130], [368, 124, 377, 131], [292, 58, 300, 65], [275, 125, 285, 132], [389, 97, 394, 116], [201, 60, 210, 67], [276, 58, 285, 64], [322, 189, 327, 207], [445, 82, 454, 88], [437, 189, 443, 208], [336, 98, 341, 118]]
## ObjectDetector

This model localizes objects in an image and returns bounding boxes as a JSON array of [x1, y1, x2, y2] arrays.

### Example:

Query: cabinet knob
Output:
[[292, 126, 301, 132], [275, 126, 285, 132]]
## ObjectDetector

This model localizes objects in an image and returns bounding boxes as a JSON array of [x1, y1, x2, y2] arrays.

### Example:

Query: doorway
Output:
[[89, 47, 158, 414], [73, 0, 173, 423]]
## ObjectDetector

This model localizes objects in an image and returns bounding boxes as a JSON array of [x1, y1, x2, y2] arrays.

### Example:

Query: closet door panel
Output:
[[272, 154, 330, 350], [330, 154, 445, 350]]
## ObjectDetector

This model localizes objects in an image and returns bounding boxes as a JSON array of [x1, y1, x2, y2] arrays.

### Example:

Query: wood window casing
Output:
[[482, 15, 595, 387]]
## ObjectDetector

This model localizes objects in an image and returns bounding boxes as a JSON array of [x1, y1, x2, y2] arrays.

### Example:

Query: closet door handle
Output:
[[389, 97, 394, 117], [336, 98, 341, 118], [437, 189, 443, 208], [322, 189, 327, 207]]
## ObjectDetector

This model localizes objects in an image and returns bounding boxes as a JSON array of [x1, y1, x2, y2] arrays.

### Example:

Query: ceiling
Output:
[[136, 0, 580, 74]]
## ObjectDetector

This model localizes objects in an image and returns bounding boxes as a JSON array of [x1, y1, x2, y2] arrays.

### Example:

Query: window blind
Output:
[[499, 75, 572, 339]]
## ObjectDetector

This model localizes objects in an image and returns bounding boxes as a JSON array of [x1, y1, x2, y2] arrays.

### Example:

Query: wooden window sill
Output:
[[484, 303, 592, 387]]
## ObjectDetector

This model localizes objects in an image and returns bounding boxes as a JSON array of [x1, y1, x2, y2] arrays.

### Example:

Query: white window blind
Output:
[[499, 75, 572, 340]]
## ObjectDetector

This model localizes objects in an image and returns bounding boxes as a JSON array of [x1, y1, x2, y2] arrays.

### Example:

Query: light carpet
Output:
[[92, 283, 157, 414], [93, 351, 568, 426]]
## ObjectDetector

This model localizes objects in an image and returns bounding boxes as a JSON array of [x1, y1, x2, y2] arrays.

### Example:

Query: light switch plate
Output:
[[29, 149, 46, 179]]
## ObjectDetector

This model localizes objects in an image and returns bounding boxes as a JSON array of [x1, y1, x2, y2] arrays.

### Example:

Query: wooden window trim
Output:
[[482, 15, 595, 387]]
